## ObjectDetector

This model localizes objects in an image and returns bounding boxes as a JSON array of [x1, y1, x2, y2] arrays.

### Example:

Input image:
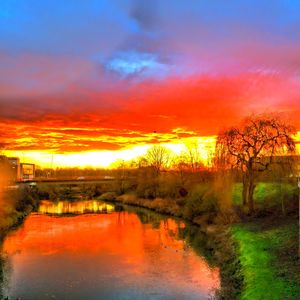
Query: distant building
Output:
[[20, 163, 35, 181], [0, 155, 35, 182], [7, 157, 20, 182]]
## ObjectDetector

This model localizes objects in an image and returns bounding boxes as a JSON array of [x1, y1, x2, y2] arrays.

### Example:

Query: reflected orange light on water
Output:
[[38, 200, 114, 214], [2, 210, 220, 298]]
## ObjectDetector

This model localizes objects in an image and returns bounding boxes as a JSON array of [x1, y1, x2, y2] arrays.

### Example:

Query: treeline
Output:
[[32, 114, 299, 223], [99, 114, 299, 223], [2, 113, 299, 227]]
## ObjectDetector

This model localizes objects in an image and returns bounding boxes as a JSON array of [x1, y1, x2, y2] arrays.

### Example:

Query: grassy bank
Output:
[[232, 182, 297, 211], [0, 186, 40, 239], [97, 184, 224, 227], [232, 216, 299, 300], [0, 207, 30, 238]]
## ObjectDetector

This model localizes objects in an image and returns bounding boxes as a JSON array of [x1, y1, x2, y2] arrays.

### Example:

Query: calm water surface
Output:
[[0, 200, 219, 299]]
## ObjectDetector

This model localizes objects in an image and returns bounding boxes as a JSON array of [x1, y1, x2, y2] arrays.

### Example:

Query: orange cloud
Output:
[[0, 73, 299, 157]]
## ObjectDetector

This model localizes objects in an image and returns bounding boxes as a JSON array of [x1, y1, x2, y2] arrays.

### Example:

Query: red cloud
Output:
[[0, 73, 299, 152]]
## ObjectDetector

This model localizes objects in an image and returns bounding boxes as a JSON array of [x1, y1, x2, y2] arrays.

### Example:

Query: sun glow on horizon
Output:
[[3, 136, 217, 169], [3, 132, 299, 169]]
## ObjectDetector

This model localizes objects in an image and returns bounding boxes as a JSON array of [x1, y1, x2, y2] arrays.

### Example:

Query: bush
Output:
[[157, 176, 179, 199], [176, 198, 186, 206], [136, 179, 158, 199], [98, 192, 117, 201], [183, 184, 219, 221], [116, 193, 138, 204], [135, 174, 186, 200], [38, 184, 60, 201], [0, 186, 40, 234], [15, 186, 39, 212]]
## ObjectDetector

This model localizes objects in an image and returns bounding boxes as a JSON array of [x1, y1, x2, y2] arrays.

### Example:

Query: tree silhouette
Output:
[[145, 145, 170, 175], [216, 114, 295, 213]]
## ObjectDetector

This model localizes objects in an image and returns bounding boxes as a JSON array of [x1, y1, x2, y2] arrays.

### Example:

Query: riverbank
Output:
[[0, 187, 39, 241], [98, 192, 224, 226], [0, 208, 32, 241], [100, 192, 299, 299], [232, 214, 299, 300]]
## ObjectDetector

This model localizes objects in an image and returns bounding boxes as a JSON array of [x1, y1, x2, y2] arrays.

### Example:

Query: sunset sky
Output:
[[1, 1, 300, 167]]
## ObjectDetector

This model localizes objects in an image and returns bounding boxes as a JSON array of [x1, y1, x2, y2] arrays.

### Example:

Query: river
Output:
[[0, 200, 220, 299]]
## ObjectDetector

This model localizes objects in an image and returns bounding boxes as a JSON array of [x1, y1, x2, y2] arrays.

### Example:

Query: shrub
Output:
[[15, 186, 39, 212], [157, 176, 179, 199], [183, 184, 219, 221], [136, 179, 158, 199], [98, 192, 117, 201]]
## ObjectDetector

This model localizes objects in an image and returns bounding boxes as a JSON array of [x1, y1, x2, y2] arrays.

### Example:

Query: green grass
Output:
[[232, 182, 297, 206], [232, 223, 299, 300]]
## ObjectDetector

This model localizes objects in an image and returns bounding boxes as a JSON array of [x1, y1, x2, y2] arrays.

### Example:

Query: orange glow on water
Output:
[[38, 200, 114, 214], [2, 209, 220, 298]]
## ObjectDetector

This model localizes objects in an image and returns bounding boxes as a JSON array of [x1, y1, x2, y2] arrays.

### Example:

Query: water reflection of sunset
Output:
[[38, 200, 114, 214], [3, 211, 220, 299]]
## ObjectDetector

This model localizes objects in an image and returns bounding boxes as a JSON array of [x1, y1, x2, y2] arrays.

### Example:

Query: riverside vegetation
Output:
[[1, 114, 299, 299]]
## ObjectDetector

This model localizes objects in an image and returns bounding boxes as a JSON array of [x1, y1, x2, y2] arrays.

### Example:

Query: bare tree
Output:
[[216, 114, 295, 213], [112, 159, 127, 194], [183, 141, 204, 172], [137, 156, 148, 169], [172, 154, 190, 187], [145, 145, 170, 175]]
